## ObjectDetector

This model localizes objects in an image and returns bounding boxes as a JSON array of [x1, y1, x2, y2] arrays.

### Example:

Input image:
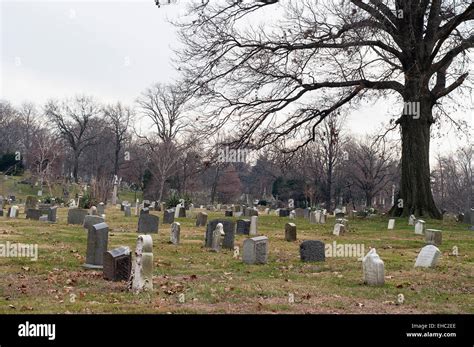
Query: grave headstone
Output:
[[131, 235, 153, 292], [124, 205, 131, 217], [362, 249, 385, 286], [294, 208, 305, 218], [83, 215, 105, 232], [90, 206, 98, 215], [415, 219, 425, 235], [299, 240, 325, 262], [137, 214, 159, 234], [163, 209, 175, 224], [319, 213, 326, 224], [195, 212, 208, 227], [285, 223, 297, 242], [279, 209, 290, 217], [170, 222, 180, 245], [8, 206, 19, 218], [388, 219, 395, 230], [408, 214, 416, 226], [425, 229, 442, 246], [26, 209, 42, 220], [236, 219, 251, 235], [205, 219, 235, 250], [333, 223, 345, 236], [304, 208, 310, 219], [83, 222, 109, 269], [242, 236, 268, 264], [211, 223, 225, 252], [309, 211, 318, 224], [48, 207, 57, 223], [174, 203, 183, 218], [67, 208, 88, 225], [414, 245, 441, 268], [97, 203, 105, 215], [250, 216, 258, 236], [39, 215, 48, 222], [103, 246, 131, 282]]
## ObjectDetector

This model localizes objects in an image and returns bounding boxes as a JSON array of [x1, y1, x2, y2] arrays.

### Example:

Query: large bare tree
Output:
[[175, 0, 473, 218], [45, 96, 101, 183], [103, 102, 133, 176]]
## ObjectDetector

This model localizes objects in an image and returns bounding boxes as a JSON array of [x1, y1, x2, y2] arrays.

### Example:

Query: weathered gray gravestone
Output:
[[97, 203, 105, 215], [67, 208, 88, 225], [39, 215, 48, 222], [90, 206, 98, 215], [333, 223, 346, 236], [211, 223, 225, 252], [178, 207, 186, 218], [236, 219, 251, 235], [243, 236, 269, 264], [250, 216, 258, 236], [163, 209, 175, 224], [408, 214, 416, 226], [124, 205, 131, 217], [196, 212, 208, 227], [205, 219, 235, 249], [83, 215, 105, 232], [425, 229, 442, 246], [137, 214, 159, 234], [294, 208, 305, 218], [130, 235, 153, 293], [415, 245, 441, 268], [299, 240, 325, 262], [279, 209, 290, 217], [362, 248, 385, 286], [285, 223, 297, 241], [103, 246, 131, 281], [414, 219, 426, 235], [83, 222, 109, 269], [48, 207, 57, 223], [170, 222, 181, 245], [26, 209, 42, 220]]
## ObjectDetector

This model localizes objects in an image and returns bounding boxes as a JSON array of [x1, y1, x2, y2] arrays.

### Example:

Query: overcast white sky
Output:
[[1, 0, 472, 158]]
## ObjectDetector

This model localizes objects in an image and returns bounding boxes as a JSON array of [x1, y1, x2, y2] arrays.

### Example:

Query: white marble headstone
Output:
[[362, 248, 385, 286], [388, 219, 395, 230], [333, 223, 345, 236], [415, 220, 425, 235], [414, 245, 441, 268]]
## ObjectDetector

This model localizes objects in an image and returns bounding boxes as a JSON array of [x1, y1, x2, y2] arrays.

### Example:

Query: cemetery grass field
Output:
[[0, 209, 473, 314]]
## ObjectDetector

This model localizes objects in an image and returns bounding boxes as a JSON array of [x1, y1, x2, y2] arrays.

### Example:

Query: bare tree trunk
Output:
[[391, 96, 441, 219], [73, 150, 80, 183]]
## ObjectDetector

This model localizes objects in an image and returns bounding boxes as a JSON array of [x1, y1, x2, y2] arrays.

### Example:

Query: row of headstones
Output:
[[204, 221, 442, 284], [0, 205, 58, 223], [383, 215, 444, 246]]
